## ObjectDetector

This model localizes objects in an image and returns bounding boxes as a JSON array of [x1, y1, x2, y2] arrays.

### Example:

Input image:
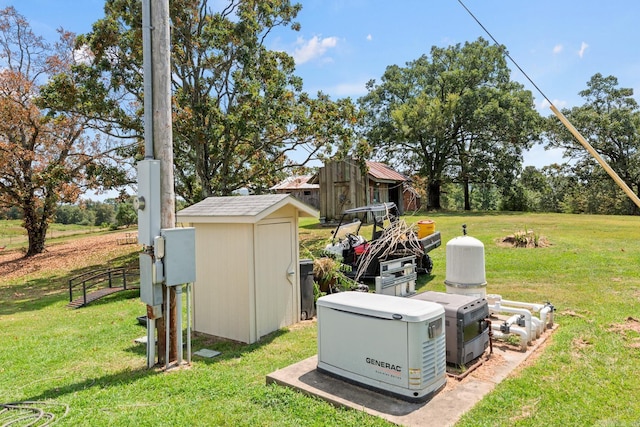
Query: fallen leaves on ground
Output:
[[0, 232, 141, 284]]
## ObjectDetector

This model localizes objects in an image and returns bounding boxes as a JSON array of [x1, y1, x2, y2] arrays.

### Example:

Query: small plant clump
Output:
[[499, 227, 549, 248], [312, 256, 354, 294]]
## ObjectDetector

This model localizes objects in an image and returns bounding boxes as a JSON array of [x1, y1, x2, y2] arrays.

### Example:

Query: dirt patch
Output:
[[607, 316, 640, 333], [571, 336, 593, 359], [607, 317, 640, 348], [466, 352, 507, 382], [497, 230, 550, 248], [0, 232, 141, 283]]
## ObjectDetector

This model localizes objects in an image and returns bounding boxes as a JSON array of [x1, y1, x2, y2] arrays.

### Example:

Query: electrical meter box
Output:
[[137, 160, 161, 246], [139, 252, 163, 306], [317, 292, 447, 402], [161, 227, 196, 286]]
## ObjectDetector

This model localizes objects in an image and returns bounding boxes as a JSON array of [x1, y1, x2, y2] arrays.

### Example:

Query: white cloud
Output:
[[538, 98, 568, 111], [366, 34, 373, 41], [523, 145, 566, 168], [332, 82, 368, 97], [306, 79, 370, 98], [73, 44, 94, 65], [578, 42, 589, 58], [552, 44, 563, 54], [292, 35, 338, 65]]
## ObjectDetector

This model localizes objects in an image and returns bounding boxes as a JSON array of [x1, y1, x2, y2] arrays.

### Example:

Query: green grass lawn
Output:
[[0, 219, 106, 251], [2, 212, 640, 426]]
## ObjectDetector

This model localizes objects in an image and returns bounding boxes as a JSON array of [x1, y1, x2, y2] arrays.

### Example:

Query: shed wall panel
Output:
[[192, 223, 254, 343]]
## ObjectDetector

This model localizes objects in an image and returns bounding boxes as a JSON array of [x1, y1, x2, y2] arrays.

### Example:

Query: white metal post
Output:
[[165, 285, 170, 370], [187, 283, 192, 364], [176, 284, 183, 365], [147, 318, 155, 368]]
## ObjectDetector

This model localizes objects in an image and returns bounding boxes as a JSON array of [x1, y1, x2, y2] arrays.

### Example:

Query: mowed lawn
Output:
[[1, 212, 640, 426]]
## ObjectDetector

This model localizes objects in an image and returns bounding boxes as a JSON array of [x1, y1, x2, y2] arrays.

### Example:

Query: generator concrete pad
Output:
[[267, 325, 556, 427]]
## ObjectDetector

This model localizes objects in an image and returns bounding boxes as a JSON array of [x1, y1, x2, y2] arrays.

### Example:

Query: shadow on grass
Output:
[[188, 328, 290, 365], [403, 210, 532, 218], [118, 305, 290, 364], [21, 328, 292, 410], [0, 253, 140, 316], [21, 365, 157, 403]]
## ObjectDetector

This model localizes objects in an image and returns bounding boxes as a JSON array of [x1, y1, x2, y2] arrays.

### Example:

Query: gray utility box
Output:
[[137, 160, 161, 247], [139, 252, 162, 306], [410, 291, 489, 366], [138, 227, 196, 307], [161, 227, 196, 286]]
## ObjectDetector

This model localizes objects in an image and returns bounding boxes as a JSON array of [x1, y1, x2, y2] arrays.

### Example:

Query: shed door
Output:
[[334, 183, 352, 218], [255, 221, 296, 339]]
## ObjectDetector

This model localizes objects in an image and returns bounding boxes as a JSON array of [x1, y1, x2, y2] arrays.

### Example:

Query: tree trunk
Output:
[[23, 203, 48, 257], [463, 176, 471, 211], [427, 180, 441, 210]]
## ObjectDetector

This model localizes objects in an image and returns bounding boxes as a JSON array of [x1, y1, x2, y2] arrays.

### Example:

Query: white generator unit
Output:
[[316, 292, 447, 402]]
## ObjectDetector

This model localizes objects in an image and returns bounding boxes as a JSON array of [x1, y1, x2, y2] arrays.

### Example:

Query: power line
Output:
[[456, 0, 640, 209], [456, 0, 553, 106]]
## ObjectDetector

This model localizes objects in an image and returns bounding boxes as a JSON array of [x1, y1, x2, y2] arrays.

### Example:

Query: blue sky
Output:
[[3, 0, 640, 168]]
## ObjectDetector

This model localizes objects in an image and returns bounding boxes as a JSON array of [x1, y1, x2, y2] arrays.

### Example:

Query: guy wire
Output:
[[457, 0, 640, 210], [456, 0, 553, 106]]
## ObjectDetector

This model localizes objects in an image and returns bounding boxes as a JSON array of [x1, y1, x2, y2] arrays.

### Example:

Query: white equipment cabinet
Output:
[[176, 194, 318, 344], [316, 292, 447, 402]]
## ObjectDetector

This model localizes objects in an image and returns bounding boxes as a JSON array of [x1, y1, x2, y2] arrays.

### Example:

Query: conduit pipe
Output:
[[165, 285, 170, 371], [176, 284, 183, 365], [186, 283, 192, 364]]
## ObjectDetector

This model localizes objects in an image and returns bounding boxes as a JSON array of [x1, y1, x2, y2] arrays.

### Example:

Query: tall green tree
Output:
[[358, 38, 540, 210], [544, 73, 640, 214], [42, 0, 358, 205], [0, 7, 122, 256]]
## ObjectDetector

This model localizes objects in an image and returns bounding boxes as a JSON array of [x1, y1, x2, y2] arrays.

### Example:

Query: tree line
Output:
[[1, 1, 639, 257], [0, 199, 137, 228]]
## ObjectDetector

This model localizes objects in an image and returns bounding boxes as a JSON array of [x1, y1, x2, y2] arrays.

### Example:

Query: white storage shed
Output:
[[176, 194, 318, 344]]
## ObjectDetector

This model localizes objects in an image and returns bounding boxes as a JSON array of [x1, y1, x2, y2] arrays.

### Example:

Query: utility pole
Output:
[[141, 0, 177, 365], [153, 0, 177, 365]]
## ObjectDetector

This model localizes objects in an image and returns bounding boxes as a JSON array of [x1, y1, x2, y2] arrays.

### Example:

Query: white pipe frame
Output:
[[491, 326, 528, 351], [485, 294, 555, 350], [498, 298, 555, 330], [488, 303, 534, 344], [493, 314, 528, 351]]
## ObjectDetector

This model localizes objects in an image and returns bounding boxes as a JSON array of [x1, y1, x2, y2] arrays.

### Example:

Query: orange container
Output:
[[416, 220, 435, 239]]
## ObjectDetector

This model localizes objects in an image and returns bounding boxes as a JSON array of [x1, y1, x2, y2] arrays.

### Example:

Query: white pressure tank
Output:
[[444, 225, 486, 297]]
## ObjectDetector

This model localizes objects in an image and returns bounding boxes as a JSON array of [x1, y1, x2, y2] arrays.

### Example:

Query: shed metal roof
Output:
[[176, 194, 318, 224], [365, 161, 408, 183], [308, 160, 409, 185], [270, 175, 319, 191]]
